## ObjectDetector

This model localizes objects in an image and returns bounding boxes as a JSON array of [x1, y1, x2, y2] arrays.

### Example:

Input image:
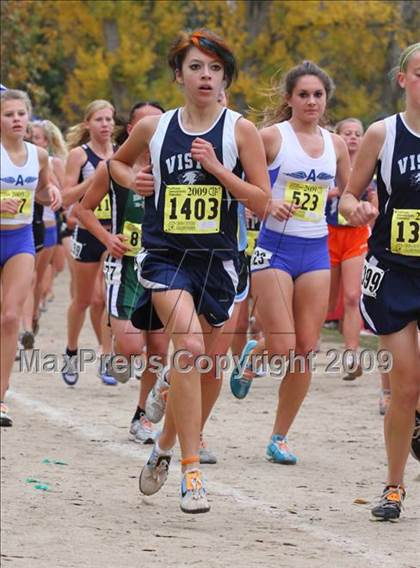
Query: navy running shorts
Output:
[[131, 250, 238, 330], [360, 255, 420, 335]]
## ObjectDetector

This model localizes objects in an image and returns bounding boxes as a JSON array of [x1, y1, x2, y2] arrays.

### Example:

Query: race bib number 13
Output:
[[284, 181, 325, 222], [390, 209, 420, 257], [164, 185, 222, 234]]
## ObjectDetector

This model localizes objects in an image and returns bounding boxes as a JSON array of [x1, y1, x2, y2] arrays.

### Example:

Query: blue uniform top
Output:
[[145, 108, 243, 261], [369, 113, 420, 271]]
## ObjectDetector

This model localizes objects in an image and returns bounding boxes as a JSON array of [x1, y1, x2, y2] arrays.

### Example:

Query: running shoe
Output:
[[145, 366, 170, 423], [230, 339, 257, 399], [108, 355, 131, 384], [97, 356, 118, 386], [129, 415, 157, 445], [199, 435, 217, 464], [20, 331, 35, 350], [139, 443, 172, 496], [342, 364, 363, 381], [371, 485, 405, 522], [266, 434, 297, 464], [410, 410, 420, 463], [379, 389, 391, 416], [0, 403, 13, 427], [61, 354, 79, 386], [180, 469, 210, 514]]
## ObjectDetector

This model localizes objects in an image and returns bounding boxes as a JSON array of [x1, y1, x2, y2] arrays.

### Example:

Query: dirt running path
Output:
[[1, 271, 419, 568]]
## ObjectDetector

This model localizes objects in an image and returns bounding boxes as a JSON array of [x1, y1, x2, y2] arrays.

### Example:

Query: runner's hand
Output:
[[49, 185, 63, 211], [105, 233, 131, 259], [0, 197, 20, 215], [135, 164, 155, 196], [191, 138, 221, 175], [346, 201, 378, 226], [269, 199, 300, 221]]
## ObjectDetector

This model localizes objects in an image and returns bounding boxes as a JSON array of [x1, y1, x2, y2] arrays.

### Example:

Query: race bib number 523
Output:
[[164, 185, 222, 234], [284, 181, 325, 222]]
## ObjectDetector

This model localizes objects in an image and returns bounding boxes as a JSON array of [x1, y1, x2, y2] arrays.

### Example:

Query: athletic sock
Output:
[[66, 347, 77, 357], [132, 406, 145, 422]]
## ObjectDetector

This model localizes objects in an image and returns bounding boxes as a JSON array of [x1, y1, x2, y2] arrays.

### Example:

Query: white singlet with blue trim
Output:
[[264, 121, 336, 238], [1, 142, 39, 226]]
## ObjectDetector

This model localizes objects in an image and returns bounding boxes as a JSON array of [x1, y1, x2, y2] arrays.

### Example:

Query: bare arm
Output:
[[77, 162, 130, 258], [111, 116, 160, 190], [331, 133, 351, 194], [50, 156, 65, 189], [339, 122, 385, 226], [61, 147, 92, 207]]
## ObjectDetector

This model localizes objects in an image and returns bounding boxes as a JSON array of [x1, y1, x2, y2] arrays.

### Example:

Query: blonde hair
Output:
[[32, 119, 67, 160], [260, 61, 335, 128], [0, 89, 32, 117], [335, 117, 364, 135], [389, 42, 420, 84], [66, 99, 115, 150]]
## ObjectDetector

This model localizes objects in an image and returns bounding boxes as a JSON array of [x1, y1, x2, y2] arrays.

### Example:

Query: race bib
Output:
[[361, 259, 385, 298], [163, 185, 222, 234], [285, 181, 325, 222], [0, 189, 32, 219], [103, 260, 122, 285], [390, 209, 420, 257], [246, 229, 259, 257], [71, 237, 83, 260], [338, 212, 349, 226], [122, 221, 142, 257], [94, 194, 111, 220], [250, 246, 273, 270]]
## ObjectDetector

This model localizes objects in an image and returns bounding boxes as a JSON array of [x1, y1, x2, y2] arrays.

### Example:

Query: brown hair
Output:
[[260, 61, 335, 127], [168, 29, 237, 88], [0, 89, 32, 117]]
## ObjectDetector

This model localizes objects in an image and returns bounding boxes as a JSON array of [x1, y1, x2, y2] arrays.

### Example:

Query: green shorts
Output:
[[104, 255, 145, 320]]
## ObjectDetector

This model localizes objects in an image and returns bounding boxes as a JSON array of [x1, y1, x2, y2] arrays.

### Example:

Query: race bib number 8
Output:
[[94, 194, 111, 220], [1, 189, 32, 219], [164, 185, 222, 234], [285, 181, 325, 222], [122, 221, 142, 257], [390, 209, 420, 257], [361, 260, 385, 298]]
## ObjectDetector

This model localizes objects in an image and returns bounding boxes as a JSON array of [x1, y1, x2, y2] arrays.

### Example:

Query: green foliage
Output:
[[1, 0, 418, 127]]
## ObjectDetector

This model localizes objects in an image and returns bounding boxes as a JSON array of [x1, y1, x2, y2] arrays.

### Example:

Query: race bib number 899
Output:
[[361, 260, 385, 298]]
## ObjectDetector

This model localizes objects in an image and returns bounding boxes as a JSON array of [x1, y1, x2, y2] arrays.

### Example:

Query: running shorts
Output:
[[328, 225, 369, 266], [0, 224, 35, 267], [71, 226, 107, 263], [131, 250, 238, 330], [251, 229, 330, 280], [104, 255, 145, 320], [360, 254, 420, 335]]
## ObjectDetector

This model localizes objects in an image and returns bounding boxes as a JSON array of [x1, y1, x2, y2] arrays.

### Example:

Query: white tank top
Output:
[[1, 141, 39, 226], [264, 121, 336, 238]]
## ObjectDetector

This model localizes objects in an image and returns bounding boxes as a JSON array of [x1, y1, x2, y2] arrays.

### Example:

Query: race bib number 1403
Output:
[[164, 185, 222, 234]]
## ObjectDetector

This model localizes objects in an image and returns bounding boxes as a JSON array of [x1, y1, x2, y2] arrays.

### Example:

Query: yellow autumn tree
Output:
[[1, 0, 418, 126]]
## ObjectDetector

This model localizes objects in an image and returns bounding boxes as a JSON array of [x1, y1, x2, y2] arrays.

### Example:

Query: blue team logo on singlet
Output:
[[285, 169, 334, 182], [0, 175, 38, 185], [177, 171, 206, 184]]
